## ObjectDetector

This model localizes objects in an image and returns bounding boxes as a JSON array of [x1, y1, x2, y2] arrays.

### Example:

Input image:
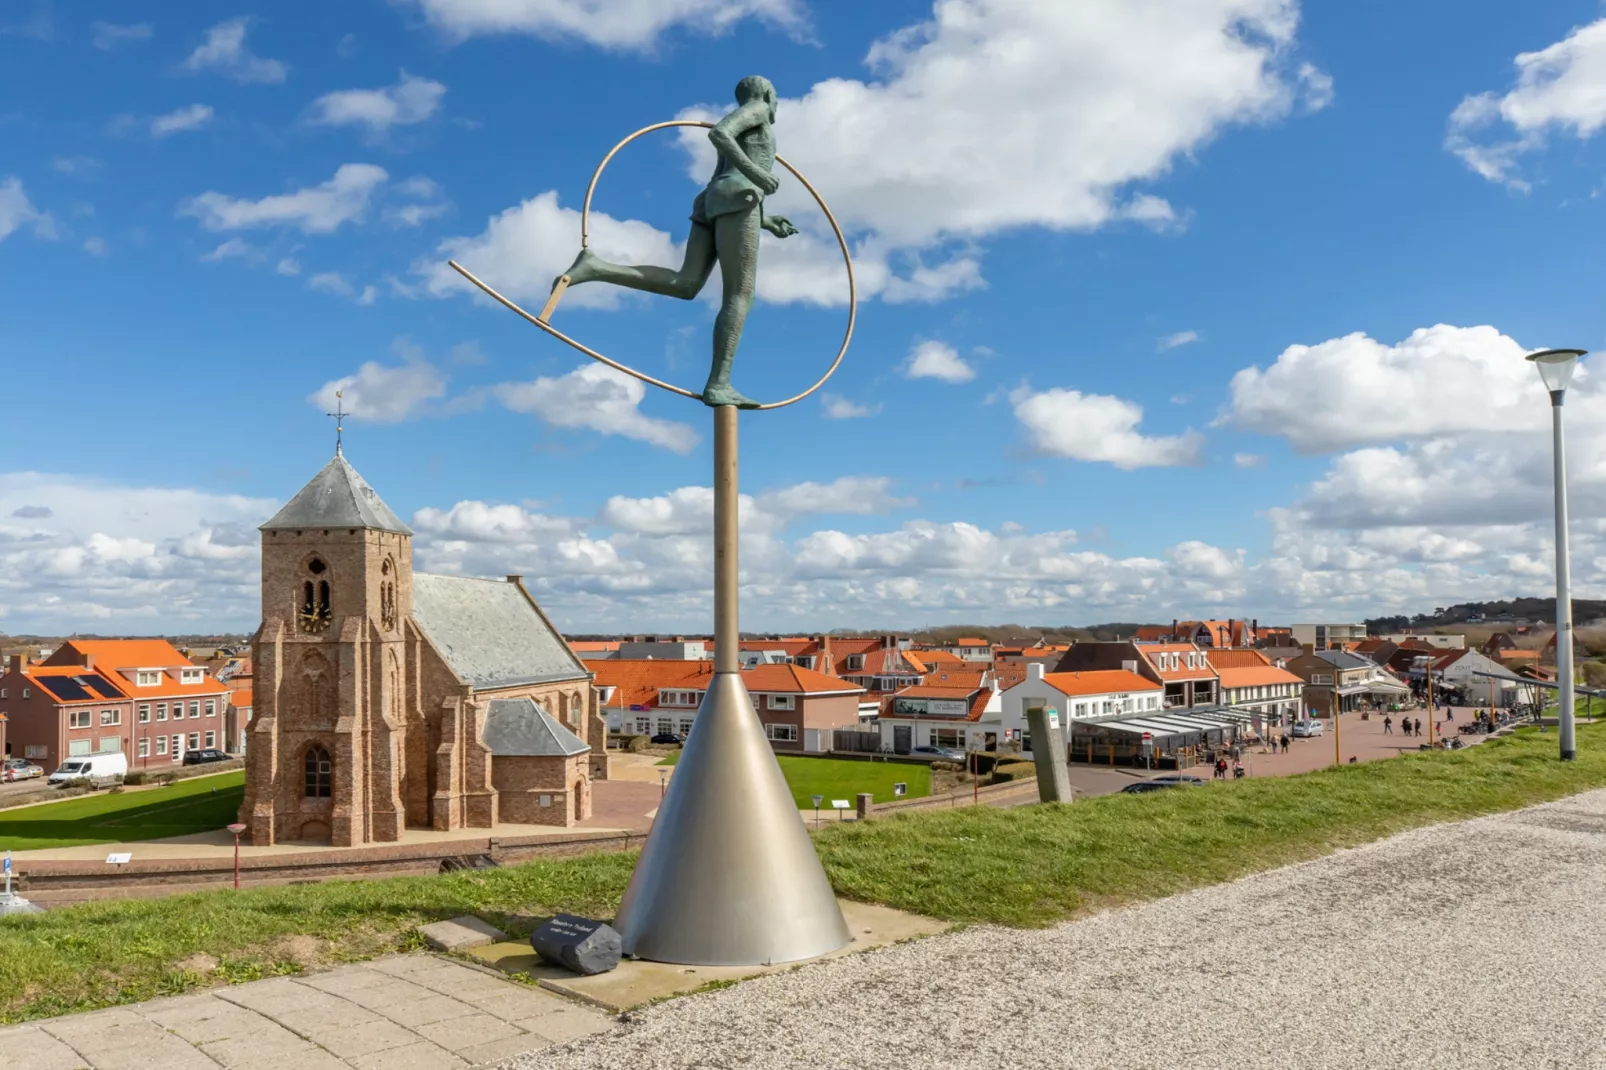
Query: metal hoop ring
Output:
[[453, 119, 855, 412]]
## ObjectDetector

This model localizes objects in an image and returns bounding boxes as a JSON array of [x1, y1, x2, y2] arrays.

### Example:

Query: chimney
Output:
[[82, 653, 94, 671], [1122, 659, 1138, 673], [817, 634, 833, 676], [1171, 619, 1178, 641], [1028, 662, 1045, 681], [9, 653, 27, 672], [506, 574, 523, 586]]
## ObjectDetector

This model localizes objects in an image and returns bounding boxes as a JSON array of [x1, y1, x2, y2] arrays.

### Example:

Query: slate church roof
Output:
[[482, 697, 591, 757], [261, 454, 412, 535], [412, 573, 590, 691]]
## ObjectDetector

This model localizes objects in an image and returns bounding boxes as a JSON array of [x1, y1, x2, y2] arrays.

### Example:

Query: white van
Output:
[[48, 751, 129, 788]]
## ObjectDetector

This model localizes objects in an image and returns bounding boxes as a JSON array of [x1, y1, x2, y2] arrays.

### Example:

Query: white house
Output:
[[876, 684, 998, 754], [1433, 648, 1519, 706], [997, 664, 1164, 755]]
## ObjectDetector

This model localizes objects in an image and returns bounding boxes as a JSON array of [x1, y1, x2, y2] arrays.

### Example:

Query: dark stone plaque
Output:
[[529, 913, 622, 975]]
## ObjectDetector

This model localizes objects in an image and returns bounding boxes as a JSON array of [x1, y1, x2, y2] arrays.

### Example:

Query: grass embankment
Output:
[[0, 772, 245, 851], [656, 751, 932, 806], [817, 723, 1606, 926], [2, 724, 1603, 1023]]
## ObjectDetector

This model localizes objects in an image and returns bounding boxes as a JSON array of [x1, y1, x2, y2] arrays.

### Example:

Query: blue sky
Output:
[[4, 0, 1606, 634]]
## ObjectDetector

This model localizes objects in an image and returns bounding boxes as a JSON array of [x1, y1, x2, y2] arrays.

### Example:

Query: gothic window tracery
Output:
[[300, 559, 332, 633], [380, 558, 397, 631]]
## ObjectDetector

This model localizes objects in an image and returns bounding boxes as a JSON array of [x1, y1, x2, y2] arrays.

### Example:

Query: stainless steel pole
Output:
[[714, 404, 739, 673], [1552, 394, 1576, 761], [611, 406, 850, 965]]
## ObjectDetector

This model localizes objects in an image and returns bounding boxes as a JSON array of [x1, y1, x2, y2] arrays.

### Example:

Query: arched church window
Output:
[[380, 559, 397, 631], [304, 744, 332, 798]]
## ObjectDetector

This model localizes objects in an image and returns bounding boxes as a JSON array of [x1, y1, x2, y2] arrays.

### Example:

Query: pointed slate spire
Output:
[[261, 454, 412, 534]]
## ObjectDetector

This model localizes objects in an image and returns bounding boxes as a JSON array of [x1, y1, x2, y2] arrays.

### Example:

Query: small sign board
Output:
[[831, 799, 850, 810], [106, 853, 132, 865], [1048, 712, 1060, 729], [893, 782, 907, 797]]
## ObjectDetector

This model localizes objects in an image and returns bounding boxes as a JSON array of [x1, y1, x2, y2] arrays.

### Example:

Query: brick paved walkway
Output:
[[0, 955, 612, 1069]]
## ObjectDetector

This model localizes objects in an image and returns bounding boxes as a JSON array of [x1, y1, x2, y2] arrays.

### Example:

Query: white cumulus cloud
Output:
[[406, 0, 805, 50], [903, 341, 975, 383], [495, 362, 698, 453], [0, 177, 55, 244], [308, 343, 447, 422], [1446, 17, 1606, 187], [151, 104, 214, 137], [1012, 386, 1204, 469], [311, 71, 446, 134], [180, 163, 389, 234], [181, 17, 287, 84]]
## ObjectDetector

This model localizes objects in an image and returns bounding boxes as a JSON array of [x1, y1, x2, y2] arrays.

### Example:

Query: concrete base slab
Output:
[[420, 915, 509, 952], [464, 899, 947, 1013]]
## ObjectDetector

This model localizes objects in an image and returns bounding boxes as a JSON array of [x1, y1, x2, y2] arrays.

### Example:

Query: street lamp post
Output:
[[1528, 348, 1586, 761], [226, 822, 246, 890]]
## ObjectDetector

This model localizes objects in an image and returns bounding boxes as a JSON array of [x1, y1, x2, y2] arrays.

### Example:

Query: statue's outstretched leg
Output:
[[556, 223, 715, 300], [701, 205, 761, 409]]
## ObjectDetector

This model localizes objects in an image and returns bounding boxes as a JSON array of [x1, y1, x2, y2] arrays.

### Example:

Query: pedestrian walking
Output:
[[1446, 708, 1454, 722], [1383, 716, 1393, 735], [1281, 734, 1290, 754], [1413, 717, 1423, 737]]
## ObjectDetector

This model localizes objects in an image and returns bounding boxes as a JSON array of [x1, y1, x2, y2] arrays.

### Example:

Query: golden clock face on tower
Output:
[[300, 606, 332, 633]]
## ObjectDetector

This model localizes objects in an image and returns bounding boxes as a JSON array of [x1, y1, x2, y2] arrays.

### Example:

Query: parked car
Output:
[[182, 748, 230, 765], [909, 745, 967, 762], [1290, 720, 1324, 738], [47, 751, 128, 788], [1122, 775, 1206, 793], [650, 733, 683, 745], [2, 758, 43, 781]]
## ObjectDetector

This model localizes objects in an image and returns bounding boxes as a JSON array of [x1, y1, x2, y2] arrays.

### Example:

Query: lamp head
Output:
[[1527, 348, 1586, 395]]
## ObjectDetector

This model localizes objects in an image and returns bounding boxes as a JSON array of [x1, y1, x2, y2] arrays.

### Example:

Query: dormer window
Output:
[[180, 668, 203, 684], [847, 654, 864, 671], [136, 670, 162, 686]]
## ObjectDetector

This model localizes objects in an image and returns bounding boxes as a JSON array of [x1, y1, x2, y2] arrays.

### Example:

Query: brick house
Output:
[[1053, 641, 1220, 709], [240, 451, 607, 847], [0, 640, 231, 772], [1284, 649, 1410, 715], [588, 659, 863, 753]]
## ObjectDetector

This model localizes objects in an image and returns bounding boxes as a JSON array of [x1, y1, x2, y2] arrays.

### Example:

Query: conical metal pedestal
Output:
[[613, 671, 850, 965]]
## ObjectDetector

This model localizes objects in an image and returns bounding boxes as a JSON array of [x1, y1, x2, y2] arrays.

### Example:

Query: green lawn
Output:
[[656, 752, 932, 806], [3, 725, 1606, 1023], [0, 772, 245, 851]]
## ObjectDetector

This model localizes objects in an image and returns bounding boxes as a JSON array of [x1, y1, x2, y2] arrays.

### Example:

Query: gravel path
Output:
[[501, 788, 1606, 1070]]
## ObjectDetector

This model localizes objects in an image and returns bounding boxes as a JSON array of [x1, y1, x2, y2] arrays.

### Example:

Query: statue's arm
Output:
[[709, 102, 778, 193]]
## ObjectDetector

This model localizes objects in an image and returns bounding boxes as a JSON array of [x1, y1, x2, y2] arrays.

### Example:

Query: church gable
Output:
[[411, 573, 588, 691]]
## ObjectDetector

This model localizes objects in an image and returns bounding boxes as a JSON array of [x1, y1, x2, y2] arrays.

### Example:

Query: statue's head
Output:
[[735, 75, 777, 123]]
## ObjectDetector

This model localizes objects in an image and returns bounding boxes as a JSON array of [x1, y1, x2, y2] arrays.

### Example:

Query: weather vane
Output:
[[448, 75, 856, 969], [326, 390, 347, 456]]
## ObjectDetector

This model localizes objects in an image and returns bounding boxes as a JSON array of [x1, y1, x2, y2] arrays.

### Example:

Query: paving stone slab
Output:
[[347, 1039, 470, 1069], [300, 1016, 420, 1059], [463, 987, 576, 1023], [459, 1033, 555, 1067], [515, 1005, 614, 1044], [413, 1011, 525, 1052], [373, 993, 485, 1027], [420, 915, 508, 952], [144, 996, 272, 1045], [200, 1029, 348, 1070], [0, 1024, 93, 1070]]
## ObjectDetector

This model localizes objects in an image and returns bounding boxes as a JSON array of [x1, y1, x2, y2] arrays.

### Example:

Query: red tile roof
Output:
[[45, 639, 227, 700], [230, 688, 254, 709], [1038, 670, 1160, 696], [953, 638, 990, 647], [24, 665, 128, 703], [888, 684, 993, 722], [586, 660, 862, 710]]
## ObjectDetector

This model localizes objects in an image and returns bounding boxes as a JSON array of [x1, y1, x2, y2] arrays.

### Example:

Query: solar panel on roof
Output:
[[43, 676, 90, 701], [82, 673, 124, 698]]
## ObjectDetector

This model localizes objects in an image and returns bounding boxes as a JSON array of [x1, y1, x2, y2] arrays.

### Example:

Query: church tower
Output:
[[240, 450, 416, 846]]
